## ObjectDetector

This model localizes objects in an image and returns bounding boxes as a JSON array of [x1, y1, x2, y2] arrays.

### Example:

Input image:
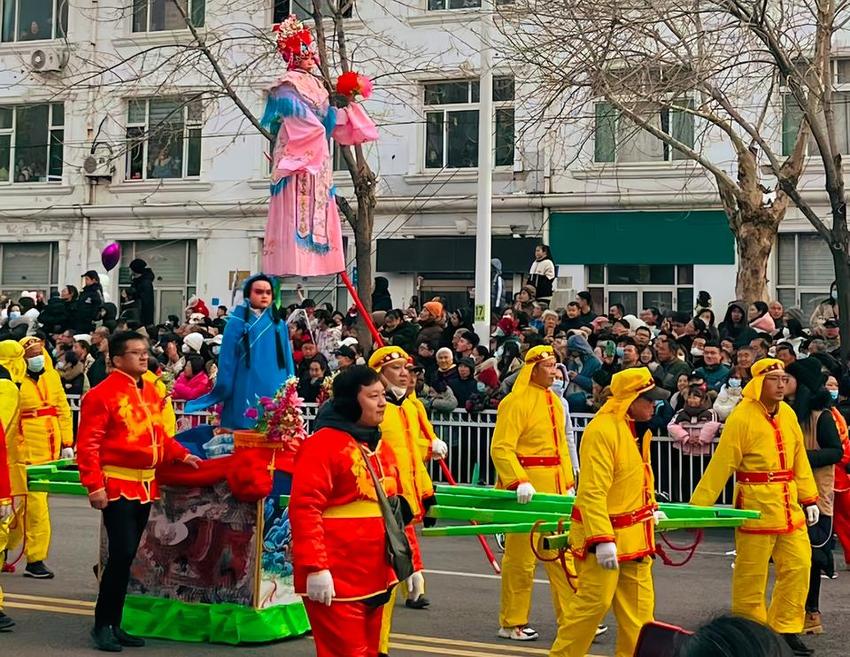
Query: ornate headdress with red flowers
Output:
[[273, 15, 316, 69]]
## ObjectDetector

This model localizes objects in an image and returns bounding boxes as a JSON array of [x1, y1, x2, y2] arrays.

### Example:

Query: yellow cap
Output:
[[0, 340, 25, 383], [368, 345, 409, 372], [19, 336, 43, 351], [513, 345, 557, 393], [743, 358, 785, 401], [598, 367, 667, 418]]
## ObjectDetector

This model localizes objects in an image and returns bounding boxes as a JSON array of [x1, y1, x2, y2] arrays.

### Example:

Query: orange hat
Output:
[[423, 301, 443, 318]]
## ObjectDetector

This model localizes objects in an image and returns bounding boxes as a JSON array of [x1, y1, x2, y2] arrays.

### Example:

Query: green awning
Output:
[[550, 210, 734, 265]]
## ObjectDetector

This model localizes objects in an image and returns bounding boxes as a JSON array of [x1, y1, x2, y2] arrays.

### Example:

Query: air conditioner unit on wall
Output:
[[30, 48, 67, 73], [82, 144, 116, 179]]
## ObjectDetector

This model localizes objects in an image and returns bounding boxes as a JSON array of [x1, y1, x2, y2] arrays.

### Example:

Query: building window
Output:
[[132, 0, 204, 33], [423, 76, 514, 169], [1, 0, 68, 42], [594, 100, 695, 163], [126, 98, 202, 181], [119, 240, 197, 322], [0, 103, 64, 184], [775, 233, 834, 319], [427, 0, 480, 9], [587, 264, 694, 315], [1, 242, 59, 298], [275, 0, 353, 21]]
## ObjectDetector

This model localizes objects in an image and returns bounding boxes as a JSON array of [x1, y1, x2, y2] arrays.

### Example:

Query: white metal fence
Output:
[[65, 397, 732, 505]]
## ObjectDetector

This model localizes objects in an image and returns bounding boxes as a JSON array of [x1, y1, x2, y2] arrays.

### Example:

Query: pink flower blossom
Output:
[[244, 407, 259, 420]]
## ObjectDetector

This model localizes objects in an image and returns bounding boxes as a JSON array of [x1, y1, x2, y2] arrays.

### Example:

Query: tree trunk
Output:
[[733, 210, 777, 303], [353, 187, 375, 348], [830, 198, 850, 363]]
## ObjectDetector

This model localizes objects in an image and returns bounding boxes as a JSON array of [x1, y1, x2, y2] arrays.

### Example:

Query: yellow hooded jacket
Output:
[[0, 341, 25, 495], [18, 342, 73, 465], [491, 346, 574, 494], [691, 359, 817, 534], [569, 367, 658, 561]]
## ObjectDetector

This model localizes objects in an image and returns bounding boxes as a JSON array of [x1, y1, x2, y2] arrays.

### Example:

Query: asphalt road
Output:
[[2, 496, 848, 656]]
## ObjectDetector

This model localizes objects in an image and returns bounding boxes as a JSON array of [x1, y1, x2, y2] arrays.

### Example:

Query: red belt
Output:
[[20, 407, 58, 419], [571, 503, 655, 529], [517, 455, 561, 467], [736, 470, 793, 484]]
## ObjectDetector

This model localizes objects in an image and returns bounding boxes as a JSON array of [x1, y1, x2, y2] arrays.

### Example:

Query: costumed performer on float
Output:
[[261, 15, 378, 277], [368, 346, 435, 656], [550, 367, 666, 657], [290, 366, 408, 657], [5, 336, 73, 580], [77, 331, 202, 653], [690, 358, 819, 657], [490, 344, 575, 643], [185, 274, 295, 429]]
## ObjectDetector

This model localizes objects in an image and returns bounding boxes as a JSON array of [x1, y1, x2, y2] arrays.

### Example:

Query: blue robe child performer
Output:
[[186, 274, 295, 428]]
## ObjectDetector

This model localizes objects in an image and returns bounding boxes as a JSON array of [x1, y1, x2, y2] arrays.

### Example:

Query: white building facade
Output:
[[0, 0, 835, 322]]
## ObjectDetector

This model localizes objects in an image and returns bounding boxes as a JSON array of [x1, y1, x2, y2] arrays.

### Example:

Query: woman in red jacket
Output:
[[290, 366, 408, 657]]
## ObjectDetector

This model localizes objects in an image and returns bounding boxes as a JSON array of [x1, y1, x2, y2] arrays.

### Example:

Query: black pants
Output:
[[806, 514, 835, 613], [95, 498, 151, 629]]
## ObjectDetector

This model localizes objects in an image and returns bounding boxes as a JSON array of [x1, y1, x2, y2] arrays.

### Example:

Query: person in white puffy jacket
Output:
[[713, 377, 744, 421]]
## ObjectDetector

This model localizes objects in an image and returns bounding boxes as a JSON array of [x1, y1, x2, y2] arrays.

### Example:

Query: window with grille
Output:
[[1, 0, 68, 42], [594, 100, 694, 163], [586, 264, 695, 315], [132, 0, 204, 32], [275, 0, 353, 21], [126, 98, 203, 181], [775, 233, 835, 319], [0, 103, 64, 184], [423, 77, 514, 170]]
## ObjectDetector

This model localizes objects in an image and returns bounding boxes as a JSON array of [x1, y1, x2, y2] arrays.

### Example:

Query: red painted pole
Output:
[[339, 268, 501, 574]]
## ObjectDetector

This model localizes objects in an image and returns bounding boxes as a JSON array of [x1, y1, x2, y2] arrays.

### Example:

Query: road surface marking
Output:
[[392, 632, 550, 654], [425, 568, 548, 584], [4, 592, 96, 607], [3, 600, 92, 616]]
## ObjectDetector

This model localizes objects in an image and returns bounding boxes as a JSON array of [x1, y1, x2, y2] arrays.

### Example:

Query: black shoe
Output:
[[23, 561, 54, 579], [113, 627, 145, 647], [783, 633, 814, 656], [0, 612, 15, 632], [91, 626, 122, 652], [405, 594, 430, 609]]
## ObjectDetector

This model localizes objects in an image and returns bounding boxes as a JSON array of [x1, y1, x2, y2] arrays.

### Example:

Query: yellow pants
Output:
[[0, 492, 51, 563], [499, 532, 574, 629], [550, 555, 654, 657], [733, 527, 811, 634]]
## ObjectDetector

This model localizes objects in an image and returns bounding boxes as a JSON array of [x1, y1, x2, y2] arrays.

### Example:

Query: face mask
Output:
[[387, 384, 407, 399], [9, 311, 20, 320], [831, 291, 838, 300], [551, 380, 566, 395], [615, 347, 625, 358], [494, 346, 504, 360], [691, 347, 704, 357], [728, 378, 741, 389], [181, 344, 191, 354], [212, 345, 220, 356], [476, 381, 486, 393], [830, 389, 840, 400], [27, 355, 45, 372]]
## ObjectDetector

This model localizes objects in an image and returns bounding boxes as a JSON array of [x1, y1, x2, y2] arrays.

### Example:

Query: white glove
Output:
[[306, 569, 335, 606], [806, 505, 820, 526], [60, 447, 75, 460], [430, 438, 448, 460], [595, 542, 619, 570], [0, 503, 12, 521], [406, 571, 425, 599], [653, 510, 668, 524], [516, 482, 536, 504]]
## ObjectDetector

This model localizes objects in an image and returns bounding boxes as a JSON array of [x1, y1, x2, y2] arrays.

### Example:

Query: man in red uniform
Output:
[[290, 366, 407, 657], [77, 331, 201, 652]]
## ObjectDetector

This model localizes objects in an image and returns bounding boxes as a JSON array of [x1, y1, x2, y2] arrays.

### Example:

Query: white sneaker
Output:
[[595, 625, 609, 637], [498, 626, 539, 641]]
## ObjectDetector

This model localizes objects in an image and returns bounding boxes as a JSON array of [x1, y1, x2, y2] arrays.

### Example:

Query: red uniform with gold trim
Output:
[[830, 406, 850, 566], [77, 370, 189, 502], [290, 426, 402, 657]]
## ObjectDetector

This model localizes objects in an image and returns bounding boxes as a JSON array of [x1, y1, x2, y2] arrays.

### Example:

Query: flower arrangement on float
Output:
[[235, 377, 307, 459]]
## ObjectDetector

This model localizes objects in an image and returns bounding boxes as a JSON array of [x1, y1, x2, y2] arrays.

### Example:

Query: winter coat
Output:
[[416, 319, 444, 347], [59, 361, 88, 396], [130, 268, 156, 325], [382, 320, 420, 355], [172, 371, 212, 401], [694, 363, 731, 394], [38, 297, 74, 333], [491, 258, 506, 310], [713, 383, 743, 421], [718, 301, 757, 347], [565, 334, 601, 393], [449, 375, 478, 408], [749, 313, 775, 334], [371, 276, 392, 312], [528, 258, 556, 301], [419, 383, 458, 414], [810, 300, 838, 336], [75, 283, 104, 333], [667, 406, 722, 455], [653, 357, 691, 393]]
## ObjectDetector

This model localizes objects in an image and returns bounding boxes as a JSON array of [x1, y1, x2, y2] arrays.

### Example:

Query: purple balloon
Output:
[[101, 242, 121, 272]]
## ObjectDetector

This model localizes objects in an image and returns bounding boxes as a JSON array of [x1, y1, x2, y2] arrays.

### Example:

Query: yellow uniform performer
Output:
[[690, 359, 818, 634], [8, 339, 72, 565], [551, 368, 660, 657], [0, 341, 25, 614], [370, 347, 435, 655], [490, 345, 575, 633]]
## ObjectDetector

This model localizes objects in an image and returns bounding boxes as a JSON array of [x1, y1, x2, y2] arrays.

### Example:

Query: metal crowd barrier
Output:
[[65, 396, 732, 505]]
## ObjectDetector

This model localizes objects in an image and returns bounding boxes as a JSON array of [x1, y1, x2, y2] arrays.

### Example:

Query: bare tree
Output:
[[497, 1, 838, 311]]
